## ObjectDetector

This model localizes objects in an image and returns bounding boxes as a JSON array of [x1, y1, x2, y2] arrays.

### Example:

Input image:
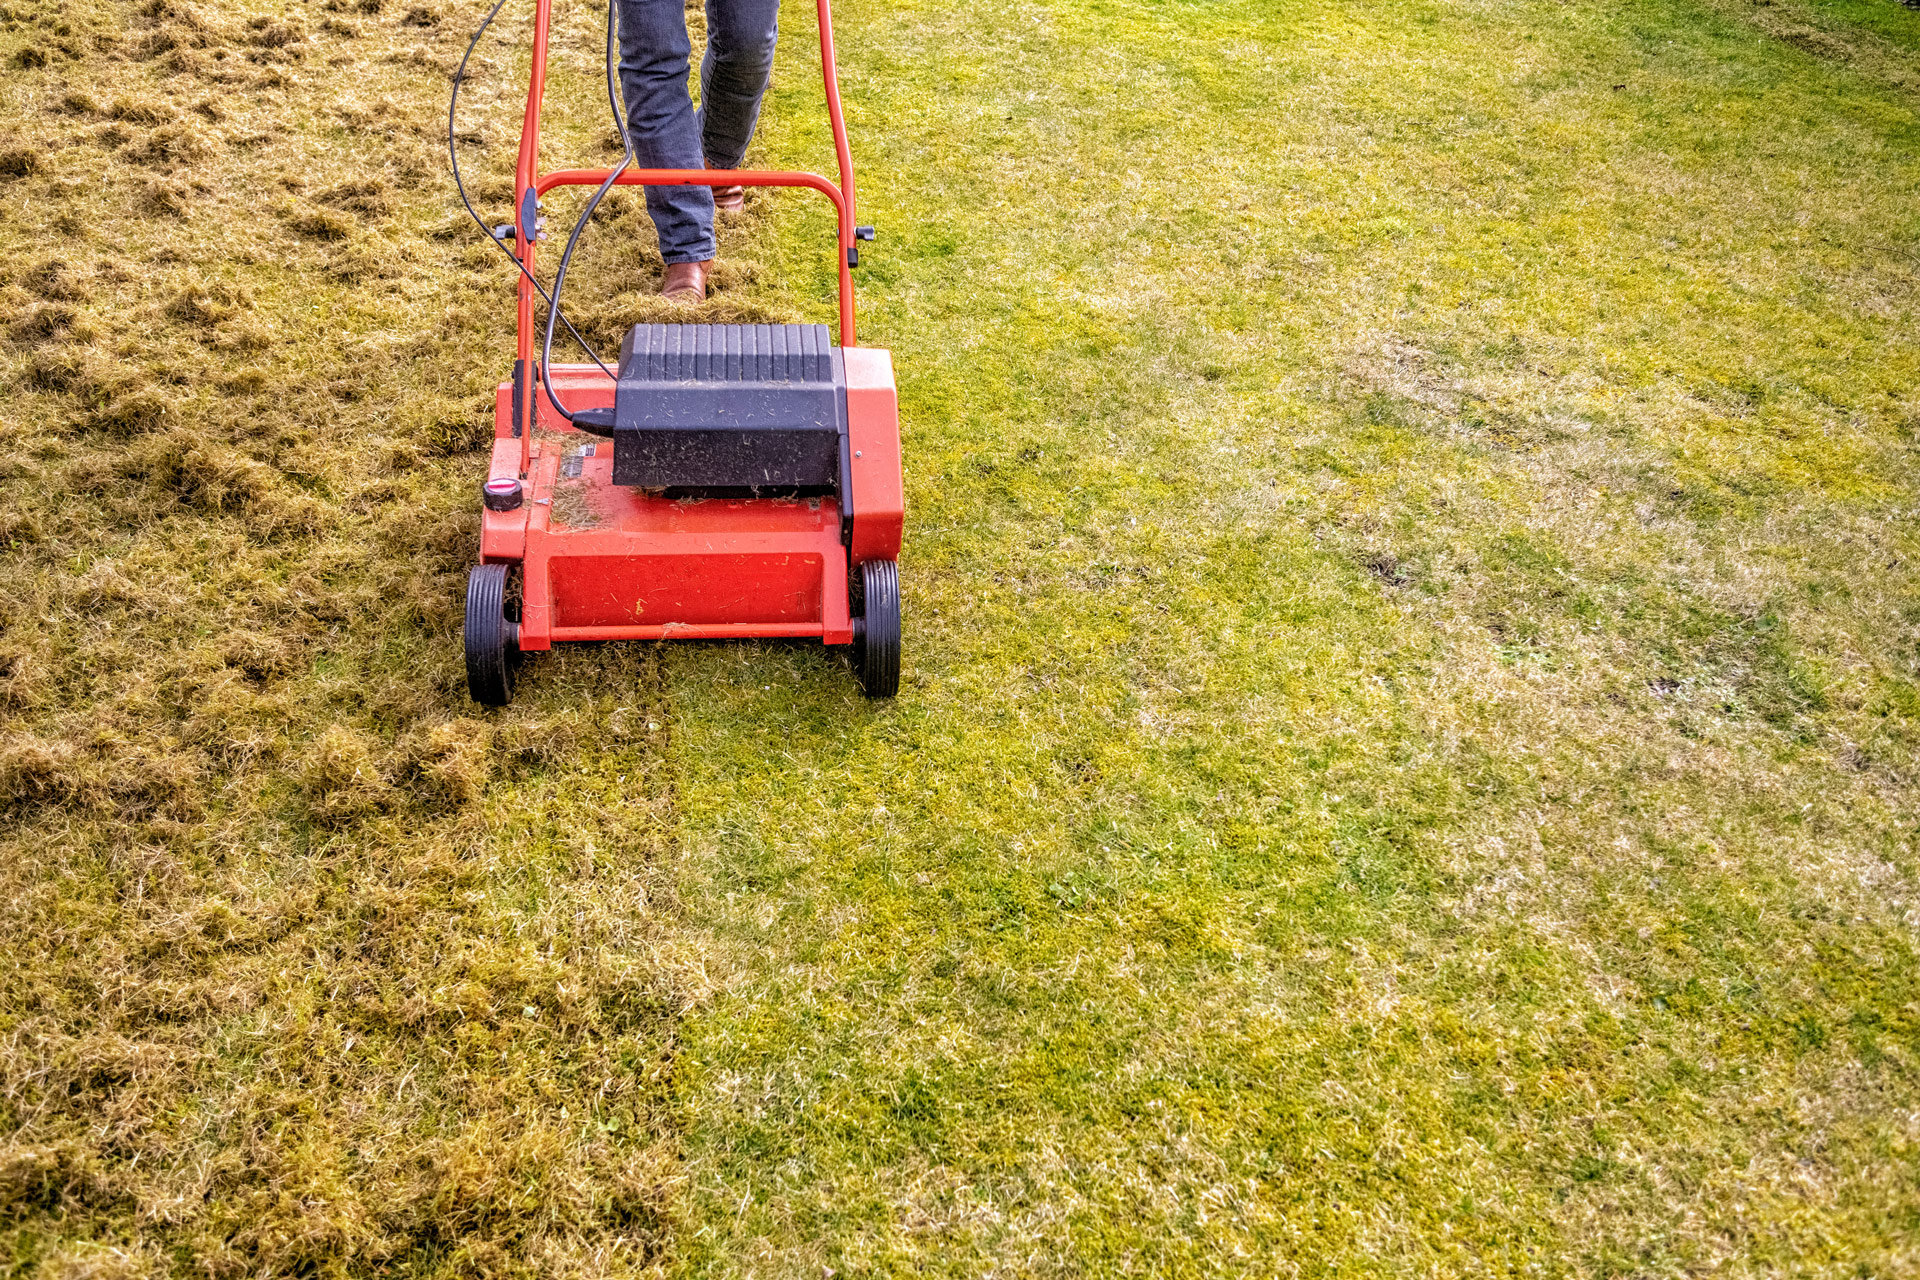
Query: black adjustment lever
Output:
[[847, 226, 876, 268]]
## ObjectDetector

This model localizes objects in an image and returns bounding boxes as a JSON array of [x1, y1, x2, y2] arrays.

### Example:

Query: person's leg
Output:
[[616, 0, 714, 267], [699, 0, 781, 171]]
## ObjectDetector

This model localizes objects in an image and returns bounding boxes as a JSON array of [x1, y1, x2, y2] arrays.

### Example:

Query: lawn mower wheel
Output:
[[465, 563, 519, 706], [854, 558, 900, 699]]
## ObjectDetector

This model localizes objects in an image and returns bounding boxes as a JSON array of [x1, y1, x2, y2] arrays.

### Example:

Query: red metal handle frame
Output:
[[511, 0, 862, 379], [537, 167, 854, 347]]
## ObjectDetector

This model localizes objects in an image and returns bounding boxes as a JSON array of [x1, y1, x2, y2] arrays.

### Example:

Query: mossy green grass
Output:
[[666, 0, 1920, 1273]]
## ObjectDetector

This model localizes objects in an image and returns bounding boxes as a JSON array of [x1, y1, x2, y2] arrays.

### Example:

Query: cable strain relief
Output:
[[570, 407, 617, 437]]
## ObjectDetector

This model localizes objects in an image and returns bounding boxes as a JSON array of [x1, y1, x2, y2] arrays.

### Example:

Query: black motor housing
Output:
[[609, 323, 846, 498]]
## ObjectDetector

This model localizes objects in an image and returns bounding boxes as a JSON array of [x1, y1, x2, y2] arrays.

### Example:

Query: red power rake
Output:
[[451, 0, 902, 706]]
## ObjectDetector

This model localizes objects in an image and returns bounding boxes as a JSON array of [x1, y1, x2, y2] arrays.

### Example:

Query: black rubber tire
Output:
[[465, 563, 518, 706], [854, 558, 900, 699]]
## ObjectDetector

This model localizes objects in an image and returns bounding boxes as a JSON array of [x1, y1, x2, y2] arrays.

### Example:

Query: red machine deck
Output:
[[480, 353, 901, 652]]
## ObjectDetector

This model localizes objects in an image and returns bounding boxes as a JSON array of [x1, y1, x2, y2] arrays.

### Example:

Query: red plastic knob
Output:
[[482, 477, 524, 512]]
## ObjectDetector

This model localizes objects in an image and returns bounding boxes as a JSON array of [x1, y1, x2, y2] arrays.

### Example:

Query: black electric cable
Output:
[[448, 0, 613, 379], [538, 0, 633, 430]]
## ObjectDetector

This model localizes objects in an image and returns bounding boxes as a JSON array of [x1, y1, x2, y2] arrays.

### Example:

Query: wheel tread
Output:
[[856, 559, 901, 699], [465, 563, 515, 706]]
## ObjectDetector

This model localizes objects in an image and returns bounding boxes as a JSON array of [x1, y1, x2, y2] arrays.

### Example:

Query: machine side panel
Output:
[[480, 439, 529, 562], [843, 347, 903, 563]]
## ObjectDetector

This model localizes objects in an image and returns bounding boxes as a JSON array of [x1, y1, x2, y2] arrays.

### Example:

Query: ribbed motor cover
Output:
[[618, 323, 835, 384], [610, 323, 845, 495]]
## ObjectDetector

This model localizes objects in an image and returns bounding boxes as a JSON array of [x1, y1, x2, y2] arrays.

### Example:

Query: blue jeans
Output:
[[618, 0, 781, 264]]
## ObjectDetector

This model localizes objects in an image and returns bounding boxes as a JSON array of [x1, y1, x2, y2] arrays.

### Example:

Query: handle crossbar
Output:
[[536, 168, 854, 346]]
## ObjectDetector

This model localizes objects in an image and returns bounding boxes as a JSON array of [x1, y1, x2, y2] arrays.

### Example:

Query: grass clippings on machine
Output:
[[452, 0, 902, 707]]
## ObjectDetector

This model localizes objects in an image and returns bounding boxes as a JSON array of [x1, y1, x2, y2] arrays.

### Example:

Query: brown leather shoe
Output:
[[702, 165, 737, 213], [660, 259, 712, 303]]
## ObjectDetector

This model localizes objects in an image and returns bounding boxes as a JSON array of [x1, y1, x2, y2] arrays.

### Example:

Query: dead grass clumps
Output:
[[0, 0, 826, 1266], [0, 147, 43, 178], [246, 15, 304, 48], [398, 719, 494, 806], [0, 640, 48, 714], [0, 726, 200, 823], [317, 177, 390, 215], [123, 123, 214, 167], [0, 1142, 120, 1233], [165, 280, 250, 327], [109, 429, 332, 538], [139, 177, 190, 217], [132, 25, 209, 60], [286, 204, 354, 240], [108, 96, 175, 125], [0, 508, 46, 549], [220, 628, 299, 682], [323, 235, 407, 282], [209, 317, 272, 351], [138, 0, 216, 35], [26, 348, 103, 394], [174, 444, 277, 512], [104, 744, 204, 820], [66, 557, 165, 612], [10, 301, 77, 342], [301, 724, 392, 824], [26, 259, 92, 302], [35, 1240, 163, 1280], [0, 735, 83, 809], [408, 396, 492, 455], [87, 387, 173, 435]]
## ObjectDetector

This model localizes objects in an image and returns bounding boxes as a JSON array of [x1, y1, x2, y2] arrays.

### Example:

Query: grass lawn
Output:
[[1, 0, 1918, 1274]]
